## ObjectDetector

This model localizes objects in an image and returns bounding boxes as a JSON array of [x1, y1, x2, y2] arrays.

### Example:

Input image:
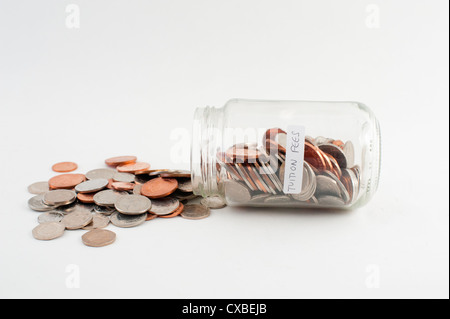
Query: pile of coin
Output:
[[217, 128, 361, 207], [27, 156, 226, 247]]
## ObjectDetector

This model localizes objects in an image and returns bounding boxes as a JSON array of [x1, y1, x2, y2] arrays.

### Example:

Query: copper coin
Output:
[[225, 146, 261, 163], [48, 174, 86, 190], [304, 142, 327, 171], [117, 162, 151, 173], [106, 179, 114, 189], [105, 156, 137, 167], [82, 229, 116, 247], [111, 182, 135, 191], [52, 162, 78, 173], [332, 140, 344, 149], [159, 203, 184, 218], [77, 192, 95, 204], [146, 213, 158, 221], [318, 143, 347, 169], [140, 177, 178, 199]]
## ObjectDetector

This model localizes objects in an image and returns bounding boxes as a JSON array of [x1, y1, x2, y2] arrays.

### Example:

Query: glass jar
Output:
[[191, 99, 381, 209]]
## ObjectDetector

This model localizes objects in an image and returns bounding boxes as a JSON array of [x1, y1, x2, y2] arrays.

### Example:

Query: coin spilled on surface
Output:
[[27, 156, 224, 247]]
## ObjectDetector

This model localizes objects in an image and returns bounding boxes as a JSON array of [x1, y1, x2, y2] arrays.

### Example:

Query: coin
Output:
[[304, 142, 327, 171], [177, 178, 193, 193], [159, 170, 191, 178], [290, 162, 317, 202], [110, 211, 146, 228], [180, 204, 210, 220], [148, 197, 179, 215], [75, 178, 109, 193], [85, 168, 116, 180], [112, 172, 135, 183], [105, 156, 137, 167], [134, 174, 152, 184], [141, 177, 178, 199], [248, 194, 271, 203], [114, 195, 152, 215], [38, 211, 64, 224], [315, 175, 341, 198], [52, 162, 78, 173], [159, 203, 184, 218], [263, 195, 291, 204], [32, 222, 65, 241], [111, 182, 135, 192], [48, 174, 86, 190], [82, 214, 110, 230], [146, 213, 158, 221], [93, 189, 123, 207], [82, 229, 116, 247], [43, 189, 77, 206], [133, 184, 142, 195], [200, 196, 226, 209], [27, 181, 49, 195], [226, 146, 261, 163], [116, 162, 150, 174], [62, 210, 93, 230], [343, 141, 355, 167], [318, 143, 347, 169], [317, 195, 345, 206], [58, 202, 93, 215], [77, 192, 95, 204], [223, 180, 251, 203], [28, 195, 56, 212], [93, 205, 116, 216], [321, 170, 350, 204]]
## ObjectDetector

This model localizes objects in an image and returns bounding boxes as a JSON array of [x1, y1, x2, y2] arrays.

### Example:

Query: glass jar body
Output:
[[191, 99, 381, 209]]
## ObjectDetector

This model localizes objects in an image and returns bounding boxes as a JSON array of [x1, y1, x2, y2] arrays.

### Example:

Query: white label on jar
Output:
[[283, 125, 306, 194]]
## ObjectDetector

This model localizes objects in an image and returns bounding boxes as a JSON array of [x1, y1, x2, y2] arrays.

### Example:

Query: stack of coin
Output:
[[217, 128, 360, 207], [27, 157, 225, 247]]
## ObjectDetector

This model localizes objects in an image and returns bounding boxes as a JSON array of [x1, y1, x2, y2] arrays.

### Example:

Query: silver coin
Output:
[[113, 172, 135, 183], [342, 168, 359, 203], [321, 171, 350, 204], [315, 175, 342, 198], [75, 178, 109, 193], [263, 195, 291, 204], [93, 189, 123, 207], [134, 174, 152, 184], [82, 213, 110, 230], [200, 196, 226, 209], [290, 162, 317, 202], [110, 211, 146, 228], [58, 203, 93, 215], [177, 178, 193, 193], [181, 204, 210, 220], [28, 195, 56, 212], [318, 143, 347, 169], [250, 165, 276, 194], [85, 168, 116, 180], [133, 184, 142, 195], [114, 195, 152, 215], [43, 190, 77, 206], [305, 136, 316, 146], [32, 222, 65, 241], [343, 141, 355, 168], [317, 195, 345, 206], [308, 196, 319, 204], [173, 191, 199, 202], [27, 181, 49, 195], [62, 210, 93, 230], [38, 211, 64, 224], [249, 194, 271, 203], [315, 136, 334, 146], [224, 180, 251, 203], [93, 205, 116, 216], [149, 197, 179, 215]]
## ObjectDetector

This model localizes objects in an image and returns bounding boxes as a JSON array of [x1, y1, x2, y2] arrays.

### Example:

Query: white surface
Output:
[[0, 0, 448, 299]]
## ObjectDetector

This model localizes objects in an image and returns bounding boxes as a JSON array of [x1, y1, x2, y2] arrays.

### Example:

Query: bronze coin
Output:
[[140, 177, 178, 199], [117, 162, 151, 173], [77, 192, 95, 204], [82, 229, 116, 247], [111, 182, 135, 192], [105, 156, 137, 167], [48, 174, 86, 190], [146, 213, 158, 221], [318, 144, 347, 169], [304, 142, 327, 171], [52, 162, 78, 173]]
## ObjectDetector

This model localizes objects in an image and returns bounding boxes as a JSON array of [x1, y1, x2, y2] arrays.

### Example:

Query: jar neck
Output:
[[191, 106, 224, 197]]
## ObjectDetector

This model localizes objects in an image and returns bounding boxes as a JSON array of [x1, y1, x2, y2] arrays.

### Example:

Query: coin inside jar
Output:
[[114, 195, 152, 215], [200, 196, 226, 209], [43, 190, 77, 206], [75, 178, 109, 193], [223, 180, 251, 203]]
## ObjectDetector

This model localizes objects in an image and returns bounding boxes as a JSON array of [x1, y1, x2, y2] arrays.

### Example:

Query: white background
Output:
[[0, 0, 448, 299]]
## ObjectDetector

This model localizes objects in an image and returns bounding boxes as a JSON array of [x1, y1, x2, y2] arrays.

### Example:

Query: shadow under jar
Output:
[[191, 99, 381, 209]]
